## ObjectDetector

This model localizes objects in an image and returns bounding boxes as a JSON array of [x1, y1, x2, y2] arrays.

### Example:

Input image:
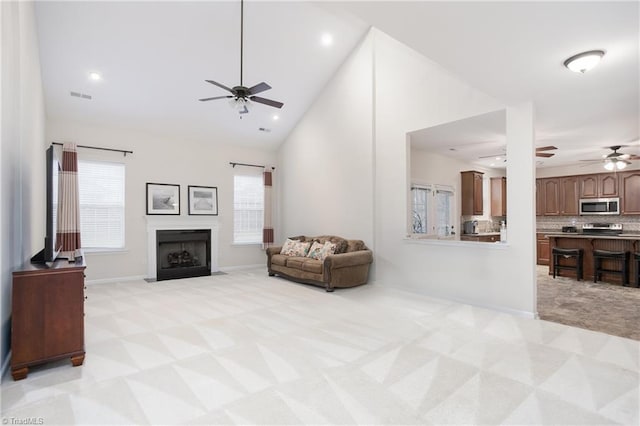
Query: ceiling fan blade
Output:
[[478, 153, 506, 159], [247, 82, 272, 96], [250, 96, 283, 109], [199, 95, 233, 102], [536, 145, 557, 152], [579, 159, 603, 162], [536, 152, 555, 158], [628, 154, 640, 160], [205, 80, 235, 94]]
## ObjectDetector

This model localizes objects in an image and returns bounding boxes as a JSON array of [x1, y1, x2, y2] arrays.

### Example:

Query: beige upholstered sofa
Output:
[[266, 235, 373, 292]]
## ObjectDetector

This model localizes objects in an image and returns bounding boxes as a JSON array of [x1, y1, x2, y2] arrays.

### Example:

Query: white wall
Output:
[[47, 119, 277, 281], [1, 1, 46, 372], [279, 28, 537, 317], [278, 33, 374, 246]]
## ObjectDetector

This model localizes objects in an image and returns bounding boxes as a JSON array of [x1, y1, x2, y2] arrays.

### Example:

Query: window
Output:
[[411, 184, 454, 236], [78, 160, 125, 249], [233, 174, 263, 244]]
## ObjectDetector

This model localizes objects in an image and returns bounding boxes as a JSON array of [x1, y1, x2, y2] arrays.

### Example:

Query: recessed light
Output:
[[320, 33, 333, 47], [563, 50, 605, 73], [88, 72, 102, 81], [490, 163, 495, 167], [495, 157, 501, 161], [272, 115, 279, 121]]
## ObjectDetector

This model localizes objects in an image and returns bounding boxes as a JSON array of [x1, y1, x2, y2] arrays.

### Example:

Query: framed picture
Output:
[[146, 183, 180, 215], [188, 185, 218, 215]]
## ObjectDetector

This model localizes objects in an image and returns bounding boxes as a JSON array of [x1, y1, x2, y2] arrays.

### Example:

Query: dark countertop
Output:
[[543, 232, 640, 240]]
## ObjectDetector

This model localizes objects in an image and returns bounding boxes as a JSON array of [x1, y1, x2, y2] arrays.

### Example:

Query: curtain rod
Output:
[[52, 142, 133, 157], [230, 162, 275, 170]]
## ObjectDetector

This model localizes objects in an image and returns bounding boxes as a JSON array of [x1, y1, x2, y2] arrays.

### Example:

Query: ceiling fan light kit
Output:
[[199, 0, 283, 115], [563, 50, 605, 73]]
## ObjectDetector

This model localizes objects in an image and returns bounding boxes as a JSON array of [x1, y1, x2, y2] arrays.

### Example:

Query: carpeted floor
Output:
[[537, 265, 640, 341]]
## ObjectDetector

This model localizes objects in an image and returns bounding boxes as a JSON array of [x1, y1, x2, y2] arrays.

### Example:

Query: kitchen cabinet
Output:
[[11, 258, 86, 380], [536, 179, 544, 216], [490, 177, 507, 216], [536, 233, 549, 265], [460, 234, 500, 243], [559, 176, 579, 215], [579, 173, 618, 198], [620, 170, 640, 214], [461, 171, 484, 216], [542, 178, 560, 216]]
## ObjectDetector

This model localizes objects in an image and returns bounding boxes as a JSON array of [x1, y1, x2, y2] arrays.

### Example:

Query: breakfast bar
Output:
[[545, 232, 640, 286]]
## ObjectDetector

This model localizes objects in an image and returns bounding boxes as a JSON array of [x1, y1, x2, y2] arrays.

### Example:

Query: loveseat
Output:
[[266, 235, 373, 292]]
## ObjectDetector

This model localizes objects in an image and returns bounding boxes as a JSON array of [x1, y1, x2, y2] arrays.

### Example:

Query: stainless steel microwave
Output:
[[579, 198, 620, 215]]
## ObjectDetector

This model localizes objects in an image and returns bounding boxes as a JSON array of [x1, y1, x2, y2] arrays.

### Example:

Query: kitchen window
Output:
[[411, 184, 454, 236]]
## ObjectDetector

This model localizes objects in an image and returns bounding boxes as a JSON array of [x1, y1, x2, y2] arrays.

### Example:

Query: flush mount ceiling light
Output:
[[88, 72, 101, 81], [563, 50, 605, 73], [320, 33, 333, 47]]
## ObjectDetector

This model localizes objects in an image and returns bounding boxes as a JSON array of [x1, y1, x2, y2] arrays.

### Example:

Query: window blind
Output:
[[78, 160, 125, 249], [233, 174, 264, 244]]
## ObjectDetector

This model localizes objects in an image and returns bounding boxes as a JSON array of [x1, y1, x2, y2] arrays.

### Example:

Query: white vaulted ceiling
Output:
[[35, 1, 639, 168]]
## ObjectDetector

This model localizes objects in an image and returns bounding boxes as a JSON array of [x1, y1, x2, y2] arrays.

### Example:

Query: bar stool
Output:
[[593, 250, 630, 286], [552, 247, 584, 281], [634, 253, 640, 288]]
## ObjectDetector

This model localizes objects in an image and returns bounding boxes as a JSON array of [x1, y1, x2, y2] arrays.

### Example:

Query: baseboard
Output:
[[1, 350, 11, 382], [219, 264, 265, 272], [85, 275, 146, 285]]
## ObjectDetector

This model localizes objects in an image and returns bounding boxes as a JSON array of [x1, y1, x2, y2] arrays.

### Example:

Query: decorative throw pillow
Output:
[[307, 241, 336, 261], [281, 239, 311, 257]]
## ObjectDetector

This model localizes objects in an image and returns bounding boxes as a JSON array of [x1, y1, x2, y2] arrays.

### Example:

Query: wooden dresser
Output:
[[11, 256, 86, 380]]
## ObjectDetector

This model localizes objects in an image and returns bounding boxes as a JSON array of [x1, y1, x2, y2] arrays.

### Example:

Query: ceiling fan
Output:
[[580, 145, 640, 170], [198, 0, 283, 115], [479, 145, 557, 160]]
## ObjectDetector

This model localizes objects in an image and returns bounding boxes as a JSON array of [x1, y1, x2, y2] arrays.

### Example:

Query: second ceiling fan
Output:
[[199, 0, 283, 115]]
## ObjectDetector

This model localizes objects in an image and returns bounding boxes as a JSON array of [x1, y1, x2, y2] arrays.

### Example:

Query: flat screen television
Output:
[[31, 146, 62, 264]]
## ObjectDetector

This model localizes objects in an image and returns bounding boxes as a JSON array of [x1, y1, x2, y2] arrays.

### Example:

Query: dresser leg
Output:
[[71, 354, 85, 367], [11, 366, 28, 380]]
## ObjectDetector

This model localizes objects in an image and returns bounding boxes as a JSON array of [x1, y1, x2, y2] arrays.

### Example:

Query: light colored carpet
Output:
[[2, 268, 638, 425], [537, 265, 640, 341]]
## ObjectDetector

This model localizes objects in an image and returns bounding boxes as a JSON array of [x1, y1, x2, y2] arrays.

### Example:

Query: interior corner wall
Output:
[[0, 1, 46, 373], [373, 29, 536, 316], [46, 120, 277, 281], [277, 32, 374, 246]]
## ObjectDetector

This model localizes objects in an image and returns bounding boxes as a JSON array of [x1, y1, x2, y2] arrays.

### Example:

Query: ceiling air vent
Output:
[[70, 91, 92, 100], [258, 127, 271, 133]]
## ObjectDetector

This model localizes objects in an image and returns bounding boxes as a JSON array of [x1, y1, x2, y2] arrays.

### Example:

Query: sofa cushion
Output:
[[281, 239, 311, 257], [307, 241, 336, 261], [346, 240, 366, 252], [311, 236, 348, 254], [285, 256, 306, 270], [301, 259, 323, 274], [271, 254, 288, 267]]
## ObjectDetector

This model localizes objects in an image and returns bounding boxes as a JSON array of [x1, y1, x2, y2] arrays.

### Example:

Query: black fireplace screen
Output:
[[156, 229, 211, 281]]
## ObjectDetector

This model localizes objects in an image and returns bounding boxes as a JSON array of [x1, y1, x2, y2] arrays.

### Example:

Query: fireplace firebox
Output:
[[156, 229, 211, 281]]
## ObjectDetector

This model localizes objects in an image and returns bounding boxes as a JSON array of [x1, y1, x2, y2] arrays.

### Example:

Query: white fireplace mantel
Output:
[[145, 216, 219, 279]]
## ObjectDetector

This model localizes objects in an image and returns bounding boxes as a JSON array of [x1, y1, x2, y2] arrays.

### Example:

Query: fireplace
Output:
[[156, 229, 211, 281]]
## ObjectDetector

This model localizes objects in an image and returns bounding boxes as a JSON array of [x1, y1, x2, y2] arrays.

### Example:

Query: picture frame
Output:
[[188, 185, 218, 216], [146, 183, 180, 215]]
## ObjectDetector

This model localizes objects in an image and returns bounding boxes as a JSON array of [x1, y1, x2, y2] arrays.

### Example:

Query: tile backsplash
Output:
[[537, 215, 640, 232]]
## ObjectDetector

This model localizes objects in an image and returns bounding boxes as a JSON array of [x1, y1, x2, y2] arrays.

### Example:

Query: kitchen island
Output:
[[545, 232, 640, 286]]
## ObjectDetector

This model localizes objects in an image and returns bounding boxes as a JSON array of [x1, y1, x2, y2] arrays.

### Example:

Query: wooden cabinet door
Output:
[[536, 234, 549, 265], [599, 173, 618, 197], [620, 171, 640, 214], [43, 271, 84, 357], [579, 175, 598, 198], [560, 176, 579, 215], [536, 179, 544, 215], [473, 172, 483, 215], [490, 177, 506, 216], [543, 178, 560, 215]]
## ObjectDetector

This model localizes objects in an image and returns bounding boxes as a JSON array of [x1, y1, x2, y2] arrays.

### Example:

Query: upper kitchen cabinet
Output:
[[579, 173, 618, 198], [559, 176, 579, 215], [461, 171, 484, 215], [490, 177, 507, 217], [536, 179, 544, 215], [620, 170, 640, 214], [539, 178, 560, 216]]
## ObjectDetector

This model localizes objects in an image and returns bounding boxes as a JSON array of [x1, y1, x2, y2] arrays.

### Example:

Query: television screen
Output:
[[32, 146, 61, 264]]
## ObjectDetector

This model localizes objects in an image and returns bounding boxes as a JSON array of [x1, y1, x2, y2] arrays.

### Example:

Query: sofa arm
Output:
[[324, 250, 373, 270], [266, 246, 282, 258]]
